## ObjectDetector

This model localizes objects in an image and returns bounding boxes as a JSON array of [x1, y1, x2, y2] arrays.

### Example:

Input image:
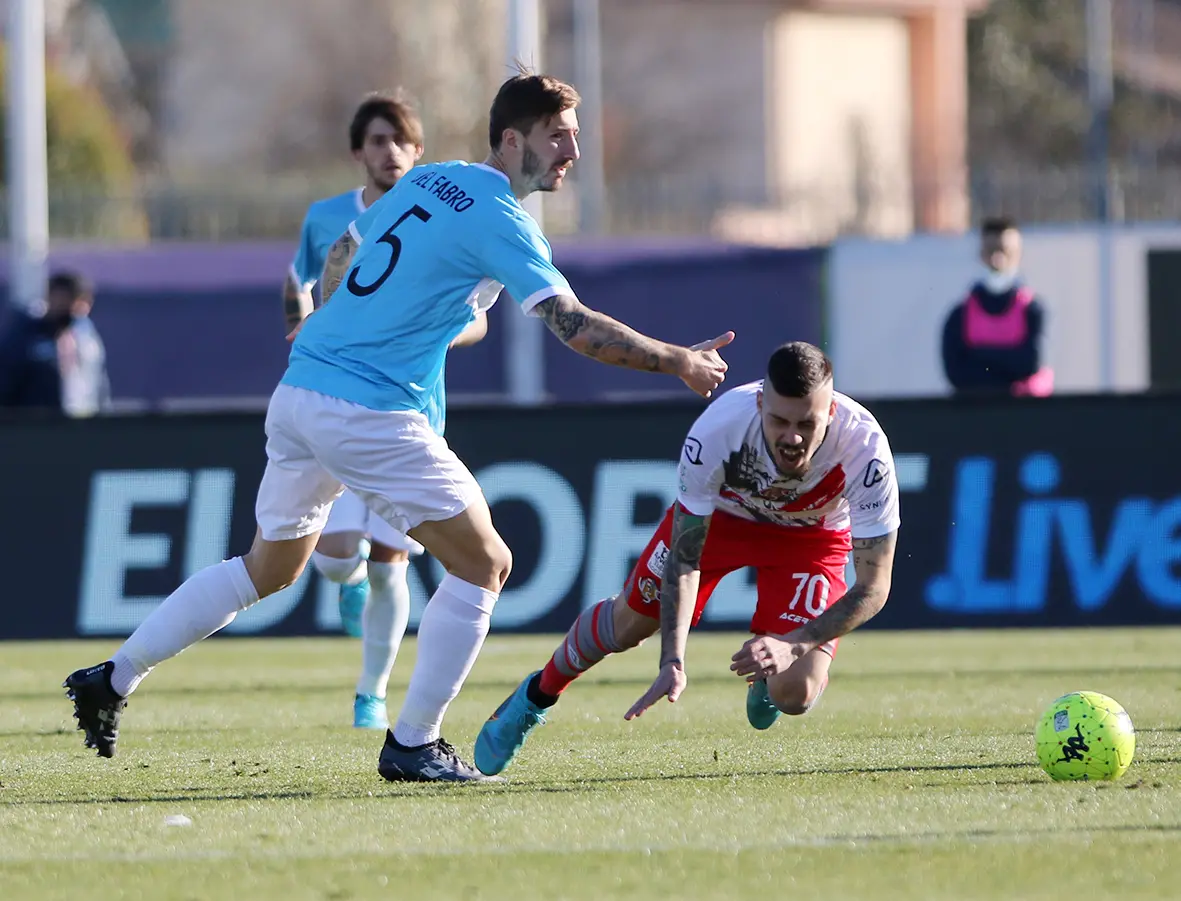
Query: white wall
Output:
[[829, 224, 1181, 398]]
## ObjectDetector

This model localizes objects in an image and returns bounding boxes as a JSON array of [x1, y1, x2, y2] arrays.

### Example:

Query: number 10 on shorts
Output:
[[789, 573, 830, 616]]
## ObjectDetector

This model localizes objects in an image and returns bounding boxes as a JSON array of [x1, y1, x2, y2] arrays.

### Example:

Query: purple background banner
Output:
[[0, 239, 826, 407]]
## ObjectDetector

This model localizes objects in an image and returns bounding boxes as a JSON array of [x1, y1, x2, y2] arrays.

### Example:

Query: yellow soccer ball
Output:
[[1035, 691, 1136, 781]]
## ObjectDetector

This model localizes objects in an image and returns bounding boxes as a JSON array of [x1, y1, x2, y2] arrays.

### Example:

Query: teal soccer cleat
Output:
[[353, 694, 389, 730], [338, 578, 369, 638], [746, 679, 781, 731], [474, 671, 548, 776]]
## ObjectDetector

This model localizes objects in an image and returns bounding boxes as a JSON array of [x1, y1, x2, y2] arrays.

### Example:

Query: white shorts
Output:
[[323, 489, 425, 556], [255, 384, 483, 543]]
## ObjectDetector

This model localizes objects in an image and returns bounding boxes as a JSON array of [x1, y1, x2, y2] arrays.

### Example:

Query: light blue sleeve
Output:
[[348, 199, 382, 245], [290, 211, 321, 289], [480, 213, 573, 314], [349, 181, 404, 245]]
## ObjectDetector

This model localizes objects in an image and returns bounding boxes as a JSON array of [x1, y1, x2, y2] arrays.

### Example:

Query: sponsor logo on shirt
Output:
[[647, 540, 669, 576], [863, 458, 889, 489]]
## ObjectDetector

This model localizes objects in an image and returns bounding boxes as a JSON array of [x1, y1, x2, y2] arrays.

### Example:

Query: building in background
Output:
[[11, 0, 1181, 243], [548, 0, 988, 243], [26, 0, 989, 243]]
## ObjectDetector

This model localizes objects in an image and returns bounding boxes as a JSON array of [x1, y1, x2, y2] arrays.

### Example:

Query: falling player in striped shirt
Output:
[[475, 342, 901, 776]]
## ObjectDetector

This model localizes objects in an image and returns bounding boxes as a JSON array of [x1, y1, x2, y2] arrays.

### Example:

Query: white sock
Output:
[[311, 551, 367, 585], [392, 574, 497, 748], [355, 560, 411, 698], [109, 557, 259, 697]]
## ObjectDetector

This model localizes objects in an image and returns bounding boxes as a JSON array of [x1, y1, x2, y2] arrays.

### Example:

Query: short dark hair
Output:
[[488, 73, 580, 150], [349, 91, 424, 152], [47, 270, 92, 299], [981, 216, 1018, 238], [766, 342, 833, 397]]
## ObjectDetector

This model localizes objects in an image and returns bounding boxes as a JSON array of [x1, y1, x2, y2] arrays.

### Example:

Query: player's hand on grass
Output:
[[624, 661, 687, 720], [730, 635, 812, 681], [677, 332, 735, 398]]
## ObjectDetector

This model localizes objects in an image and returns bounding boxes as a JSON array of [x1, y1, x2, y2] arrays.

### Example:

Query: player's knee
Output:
[[767, 679, 818, 717], [311, 551, 365, 585], [777, 699, 813, 717], [488, 539, 513, 590], [368, 542, 409, 565], [243, 554, 306, 599], [315, 530, 363, 559], [452, 537, 512, 593]]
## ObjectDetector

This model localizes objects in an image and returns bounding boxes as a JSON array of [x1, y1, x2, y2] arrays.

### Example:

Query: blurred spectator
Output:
[[0, 270, 110, 416], [940, 217, 1053, 398]]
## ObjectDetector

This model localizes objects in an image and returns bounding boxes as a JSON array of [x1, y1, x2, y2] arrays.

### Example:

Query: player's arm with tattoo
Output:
[[282, 272, 313, 334], [731, 530, 898, 680], [534, 294, 679, 372], [624, 505, 712, 720], [285, 231, 359, 343], [659, 505, 712, 669], [320, 231, 358, 302], [533, 294, 733, 398], [794, 530, 898, 645]]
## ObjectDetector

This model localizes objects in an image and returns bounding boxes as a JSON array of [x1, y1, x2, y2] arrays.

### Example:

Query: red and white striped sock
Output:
[[537, 598, 623, 699]]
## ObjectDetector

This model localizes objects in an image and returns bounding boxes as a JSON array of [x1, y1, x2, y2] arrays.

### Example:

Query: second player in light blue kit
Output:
[[65, 73, 734, 782], [282, 92, 486, 732]]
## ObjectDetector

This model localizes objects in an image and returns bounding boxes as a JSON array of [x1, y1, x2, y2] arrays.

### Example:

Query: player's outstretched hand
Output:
[[730, 635, 812, 681], [624, 662, 687, 720], [677, 331, 735, 398]]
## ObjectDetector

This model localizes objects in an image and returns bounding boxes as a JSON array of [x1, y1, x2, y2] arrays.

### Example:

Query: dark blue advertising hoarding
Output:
[[2, 393, 1179, 640]]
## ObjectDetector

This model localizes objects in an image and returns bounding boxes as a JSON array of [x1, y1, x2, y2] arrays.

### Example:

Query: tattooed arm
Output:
[[534, 294, 683, 373], [284, 231, 360, 343], [658, 505, 712, 668], [320, 231, 358, 302], [532, 294, 733, 398], [791, 530, 898, 646], [282, 272, 314, 334], [730, 530, 899, 680], [624, 505, 713, 720]]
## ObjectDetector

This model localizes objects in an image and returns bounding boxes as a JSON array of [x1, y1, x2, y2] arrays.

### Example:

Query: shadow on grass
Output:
[[6, 754, 1180, 806], [7, 663, 1181, 704]]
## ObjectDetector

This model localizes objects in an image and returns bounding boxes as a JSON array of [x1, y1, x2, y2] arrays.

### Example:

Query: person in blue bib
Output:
[[281, 91, 486, 733], [65, 73, 735, 783]]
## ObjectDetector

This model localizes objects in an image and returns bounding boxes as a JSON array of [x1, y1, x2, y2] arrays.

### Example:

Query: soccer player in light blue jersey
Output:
[[282, 93, 487, 732], [65, 73, 734, 782]]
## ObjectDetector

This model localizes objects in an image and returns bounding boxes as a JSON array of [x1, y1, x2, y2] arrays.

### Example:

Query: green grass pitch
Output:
[[2, 627, 1179, 900]]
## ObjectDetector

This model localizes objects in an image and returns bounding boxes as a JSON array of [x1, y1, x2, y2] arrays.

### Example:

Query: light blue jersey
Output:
[[289, 188, 368, 292], [283, 161, 571, 432]]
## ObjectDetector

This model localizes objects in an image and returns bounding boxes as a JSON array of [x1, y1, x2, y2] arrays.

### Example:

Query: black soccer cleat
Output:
[[63, 661, 127, 758], [378, 731, 503, 783]]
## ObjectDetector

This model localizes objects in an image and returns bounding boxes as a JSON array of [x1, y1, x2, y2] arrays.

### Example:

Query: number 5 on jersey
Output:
[[347, 205, 433, 297]]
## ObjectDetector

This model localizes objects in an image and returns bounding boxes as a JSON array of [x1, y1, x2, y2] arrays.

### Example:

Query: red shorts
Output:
[[624, 506, 851, 656]]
